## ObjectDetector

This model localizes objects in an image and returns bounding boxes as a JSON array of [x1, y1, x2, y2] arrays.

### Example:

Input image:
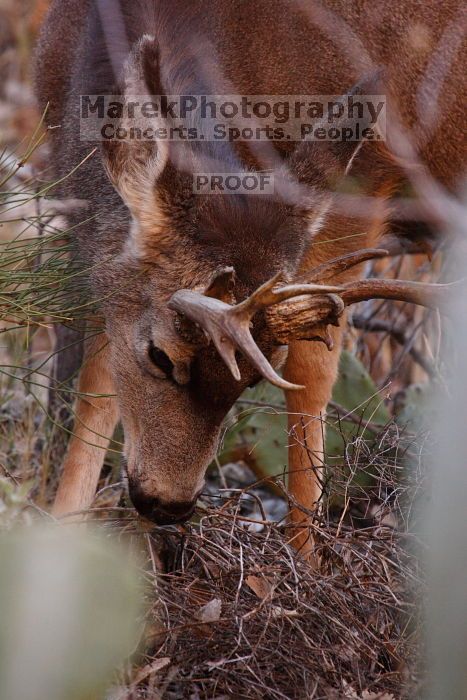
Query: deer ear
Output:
[[101, 35, 168, 218], [288, 69, 385, 188]]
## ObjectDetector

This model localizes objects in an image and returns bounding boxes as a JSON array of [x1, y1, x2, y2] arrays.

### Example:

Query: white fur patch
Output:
[[120, 34, 169, 184], [110, 35, 170, 258], [307, 198, 331, 239]]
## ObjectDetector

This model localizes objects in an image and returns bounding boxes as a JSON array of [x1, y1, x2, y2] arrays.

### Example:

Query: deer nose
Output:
[[129, 486, 197, 525]]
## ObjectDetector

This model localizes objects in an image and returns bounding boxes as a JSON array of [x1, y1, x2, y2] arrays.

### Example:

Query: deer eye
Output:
[[148, 342, 174, 377]]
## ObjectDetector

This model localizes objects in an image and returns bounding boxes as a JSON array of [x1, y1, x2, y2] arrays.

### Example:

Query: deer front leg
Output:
[[284, 325, 343, 559], [52, 332, 119, 518]]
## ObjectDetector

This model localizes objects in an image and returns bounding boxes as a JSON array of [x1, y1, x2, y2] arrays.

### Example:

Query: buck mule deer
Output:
[[34, 0, 465, 554]]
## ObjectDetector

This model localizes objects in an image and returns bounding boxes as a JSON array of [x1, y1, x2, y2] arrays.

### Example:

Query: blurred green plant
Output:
[[326, 349, 390, 460], [0, 525, 142, 700], [393, 381, 438, 433], [220, 350, 392, 482]]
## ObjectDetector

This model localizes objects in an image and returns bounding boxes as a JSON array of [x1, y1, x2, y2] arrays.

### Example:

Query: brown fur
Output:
[[34, 0, 466, 540], [53, 333, 118, 517]]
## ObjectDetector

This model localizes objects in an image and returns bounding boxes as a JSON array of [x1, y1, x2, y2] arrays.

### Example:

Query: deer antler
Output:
[[169, 251, 454, 391], [266, 248, 455, 345], [168, 268, 343, 390], [339, 277, 453, 309], [299, 248, 389, 283]]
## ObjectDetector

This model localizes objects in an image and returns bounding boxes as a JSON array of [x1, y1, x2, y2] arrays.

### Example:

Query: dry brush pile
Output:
[[90, 421, 426, 700]]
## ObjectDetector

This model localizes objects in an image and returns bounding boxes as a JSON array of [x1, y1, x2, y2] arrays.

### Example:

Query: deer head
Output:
[[94, 36, 442, 525]]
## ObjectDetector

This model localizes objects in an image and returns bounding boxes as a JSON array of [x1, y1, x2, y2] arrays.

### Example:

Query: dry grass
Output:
[[47, 422, 424, 700]]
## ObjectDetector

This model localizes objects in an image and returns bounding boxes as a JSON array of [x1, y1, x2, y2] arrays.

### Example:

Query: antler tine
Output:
[[234, 272, 343, 316], [300, 248, 389, 284], [169, 274, 344, 391], [340, 278, 456, 310], [217, 310, 304, 390]]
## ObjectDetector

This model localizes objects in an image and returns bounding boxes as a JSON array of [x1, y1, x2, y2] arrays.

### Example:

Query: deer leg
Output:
[[52, 332, 119, 518], [47, 323, 85, 468], [282, 195, 392, 558], [284, 326, 343, 559]]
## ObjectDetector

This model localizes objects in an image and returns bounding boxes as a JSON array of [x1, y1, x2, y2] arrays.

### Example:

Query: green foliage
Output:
[[394, 382, 438, 433], [326, 350, 390, 461], [0, 126, 100, 333], [219, 381, 288, 480], [221, 350, 391, 480]]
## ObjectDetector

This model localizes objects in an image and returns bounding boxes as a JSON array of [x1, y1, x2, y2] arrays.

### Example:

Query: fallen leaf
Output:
[[245, 574, 274, 600], [195, 598, 222, 623], [271, 606, 300, 619], [131, 657, 171, 685]]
